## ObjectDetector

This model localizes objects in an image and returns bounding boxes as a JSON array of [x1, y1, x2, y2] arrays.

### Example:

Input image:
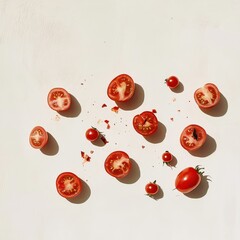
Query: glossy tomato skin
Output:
[[133, 111, 158, 136], [180, 124, 207, 151], [107, 74, 135, 102], [47, 88, 71, 112], [194, 83, 220, 109], [166, 76, 179, 89], [145, 181, 159, 196], [85, 128, 99, 142], [162, 151, 173, 163], [175, 167, 201, 193], [29, 126, 48, 149], [56, 172, 82, 198], [104, 151, 131, 178]]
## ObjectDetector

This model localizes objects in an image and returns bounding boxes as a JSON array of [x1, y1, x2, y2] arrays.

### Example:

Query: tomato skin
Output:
[[162, 151, 173, 163], [145, 181, 159, 196], [180, 124, 207, 151], [104, 151, 131, 178], [47, 88, 71, 112], [56, 172, 82, 198], [85, 128, 99, 142], [107, 74, 135, 102], [165, 76, 179, 89], [194, 83, 220, 109], [29, 126, 48, 149], [175, 167, 202, 193], [133, 111, 158, 136]]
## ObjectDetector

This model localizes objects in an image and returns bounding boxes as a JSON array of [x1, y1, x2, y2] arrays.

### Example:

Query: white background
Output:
[[1, 0, 240, 239]]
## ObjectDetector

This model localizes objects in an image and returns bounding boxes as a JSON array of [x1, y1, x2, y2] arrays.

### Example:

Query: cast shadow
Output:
[[199, 93, 228, 117], [116, 83, 144, 110], [58, 94, 81, 118], [189, 134, 217, 157], [40, 132, 59, 156], [171, 82, 184, 93], [144, 122, 167, 144], [67, 180, 91, 204], [117, 158, 141, 184], [164, 155, 178, 168], [184, 175, 211, 198], [149, 186, 164, 200], [92, 134, 108, 147]]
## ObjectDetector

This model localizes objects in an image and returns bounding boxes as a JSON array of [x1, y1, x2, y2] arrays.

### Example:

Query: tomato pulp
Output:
[[29, 126, 48, 149]]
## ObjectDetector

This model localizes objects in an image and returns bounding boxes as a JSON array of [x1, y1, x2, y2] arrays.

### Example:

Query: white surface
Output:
[[1, 0, 240, 240]]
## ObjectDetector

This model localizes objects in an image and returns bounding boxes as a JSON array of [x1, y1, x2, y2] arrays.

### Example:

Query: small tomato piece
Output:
[[29, 126, 48, 149]]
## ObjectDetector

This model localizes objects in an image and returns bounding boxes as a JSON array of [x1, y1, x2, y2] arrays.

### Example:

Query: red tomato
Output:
[[194, 83, 220, 108], [180, 124, 207, 151], [165, 76, 179, 89], [175, 166, 203, 193], [47, 88, 71, 111], [107, 74, 135, 102], [133, 111, 158, 136], [104, 151, 131, 178], [29, 126, 48, 149], [85, 128, 99, 142], [145, 180, 159, 196], [162, 151, 173, 163], [56, 172, 82, 198]]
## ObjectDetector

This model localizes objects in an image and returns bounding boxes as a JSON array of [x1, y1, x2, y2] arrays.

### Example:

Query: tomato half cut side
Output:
[[107, 74, 135, 102], [180, 124, 207, 151], [29, 126, 48, 149], [47, 88, 71, 111], [104, 151, 131, 178], [56, 172, 82, 198], [194, 83, 220, 109], [133, 111, 158, 136]]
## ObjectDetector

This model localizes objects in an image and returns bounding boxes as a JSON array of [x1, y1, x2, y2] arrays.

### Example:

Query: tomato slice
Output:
[[133, 111, 158, 136], [107, 74, 135, 102], [104, 151, 131, 178], [56, 172, 82, 198], [180, 124, 207, 151], [194, 83, 220, 108], [175, 166, 202, 193], [47, 88, 71, 111], [29, 126, 48, 149]]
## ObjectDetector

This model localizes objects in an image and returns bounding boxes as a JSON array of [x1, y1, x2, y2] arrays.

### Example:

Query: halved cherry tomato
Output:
[[162, 151, 173, 163], [180, 124, 207, 151], [47, 88, 71, 111], [85, 128, 99, 142], [194, 83, 220, 108], [175, 166, 204, 193], [29, 126, 48, 149], [165, 76, 179, 89], [56, 172, 82, 198], [104, 151, 131, 178], [145, 180, 159, 196], [107, 74, 135, 102], [133, 111, 158, 136]]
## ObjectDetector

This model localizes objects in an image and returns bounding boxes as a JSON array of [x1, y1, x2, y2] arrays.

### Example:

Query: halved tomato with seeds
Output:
[[56, 172, 82, 198], [180, 124, 207, 151], [104, 151, 131, 178], [107, 74, 135, 102], [194, 83, 220, 108], [47, 88, 71, 111], [29, 126, 48, 149], [133, 111, 158, 136]]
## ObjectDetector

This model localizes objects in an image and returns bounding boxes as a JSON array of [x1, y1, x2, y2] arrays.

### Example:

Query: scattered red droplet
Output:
[[102, 103, 107, 108], [90, 150, 94, 154], [111, 106, 119, 113], [170, 117, 174, 121], [177, 109, 181, 112], [104, 120, 110, 129], [152, 109, 157, 113], [81, 151, 91, 163], [142, 145, 145, 149]]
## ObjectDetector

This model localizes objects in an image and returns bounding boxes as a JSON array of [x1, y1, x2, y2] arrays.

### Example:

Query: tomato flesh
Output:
[[194, 83, 220, 108], [56, 172, 82, 198], [180, 124, 206, 151], [104, 151, 131, 178], [175, 167, 201, 193], [29, 126, 48, 149], [47, 88, 71, 111], [107, 74, 135, 102], [133, 111, 158, 136]]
